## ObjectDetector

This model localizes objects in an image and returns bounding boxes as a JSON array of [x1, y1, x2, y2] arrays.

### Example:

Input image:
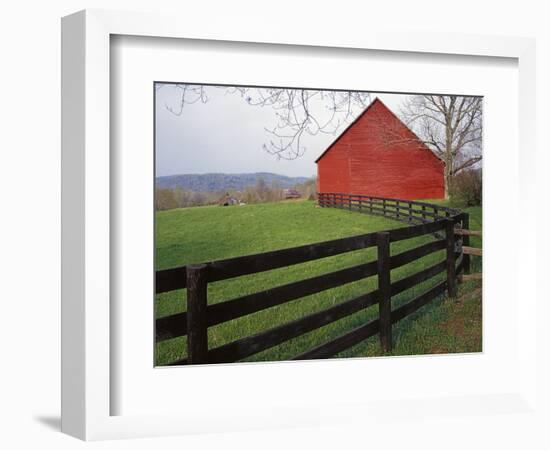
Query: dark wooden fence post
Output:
[[421, 205, 426, 221], [377, 232, 392, 352], [187, 264, 208, 364], [382, 199, 387, 216], [462, 213, 471, 275], [444, 220, 458, 298]]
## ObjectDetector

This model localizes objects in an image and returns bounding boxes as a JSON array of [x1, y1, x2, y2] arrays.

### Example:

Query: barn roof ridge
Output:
[[314, 97, 380, 163], [314, 96, 444, 165]]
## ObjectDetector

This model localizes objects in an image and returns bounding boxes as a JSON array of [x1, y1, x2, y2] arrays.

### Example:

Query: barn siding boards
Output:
[[317, 144, 351, 194], [316, 98, 445, 200]]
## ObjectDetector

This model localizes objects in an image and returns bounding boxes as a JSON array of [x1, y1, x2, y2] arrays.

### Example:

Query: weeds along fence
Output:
[[156, 194, 470, 365]]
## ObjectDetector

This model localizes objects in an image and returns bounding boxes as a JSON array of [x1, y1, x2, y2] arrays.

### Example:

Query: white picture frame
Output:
[[61, 9, 538, 441]]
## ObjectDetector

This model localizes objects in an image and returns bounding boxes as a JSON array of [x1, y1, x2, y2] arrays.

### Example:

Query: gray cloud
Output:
[[155, 84, 409, 178]]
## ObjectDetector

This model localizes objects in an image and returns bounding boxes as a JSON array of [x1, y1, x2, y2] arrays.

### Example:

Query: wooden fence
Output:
[[156, 194, 470, 365], [318, 192, 471, 273]]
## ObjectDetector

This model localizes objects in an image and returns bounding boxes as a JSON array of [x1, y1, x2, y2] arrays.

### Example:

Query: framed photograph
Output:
[[62, 9, 537, 441]]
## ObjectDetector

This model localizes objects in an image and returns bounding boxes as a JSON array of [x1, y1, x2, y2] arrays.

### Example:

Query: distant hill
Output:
[[156, 172, 311, 192]]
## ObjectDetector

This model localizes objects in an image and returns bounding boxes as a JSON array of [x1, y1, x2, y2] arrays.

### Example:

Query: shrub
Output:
[[294, 177, 317, 200], [450, 169, 482, 207], [155, 188, 178, 210]]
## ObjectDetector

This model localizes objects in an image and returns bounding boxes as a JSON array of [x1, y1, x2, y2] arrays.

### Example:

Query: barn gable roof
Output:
[[314, 97, 444, 165]]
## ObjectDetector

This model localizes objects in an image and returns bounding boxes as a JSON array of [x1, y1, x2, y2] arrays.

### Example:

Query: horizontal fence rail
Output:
[[318, 192, 462, 226], [156, 194, 471, 365]]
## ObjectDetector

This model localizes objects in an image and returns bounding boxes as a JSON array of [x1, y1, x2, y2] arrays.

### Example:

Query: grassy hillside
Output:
[[155, 200, 482, 365]]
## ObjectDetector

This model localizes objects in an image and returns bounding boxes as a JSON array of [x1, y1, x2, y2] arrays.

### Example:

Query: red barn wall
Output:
[[317, 99, 445, 200]]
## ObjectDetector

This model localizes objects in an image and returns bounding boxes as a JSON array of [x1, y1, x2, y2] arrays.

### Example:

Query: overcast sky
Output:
[[155, 84, 414, 178]]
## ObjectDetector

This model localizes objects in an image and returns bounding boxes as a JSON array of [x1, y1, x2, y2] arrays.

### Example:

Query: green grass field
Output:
[[155, 200, 482, 365]]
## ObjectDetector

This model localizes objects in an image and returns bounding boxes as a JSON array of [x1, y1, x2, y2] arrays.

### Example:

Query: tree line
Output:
[[155, 177, 317, 211], [156, 171, 479, 211]]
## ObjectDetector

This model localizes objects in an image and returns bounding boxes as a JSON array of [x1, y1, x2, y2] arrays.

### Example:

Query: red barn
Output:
[[315, 98, 445, 200]]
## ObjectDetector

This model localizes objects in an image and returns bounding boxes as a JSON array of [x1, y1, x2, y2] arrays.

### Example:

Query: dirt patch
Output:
[[427, 346, 449, 354], [427, 285, 482, 353], [458, 285, 482, 303]]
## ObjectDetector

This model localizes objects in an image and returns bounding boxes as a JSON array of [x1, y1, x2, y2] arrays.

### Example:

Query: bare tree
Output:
[[161, 84, 370, 160], [400, 95, 482, 198], [155, 188, 177, 210]]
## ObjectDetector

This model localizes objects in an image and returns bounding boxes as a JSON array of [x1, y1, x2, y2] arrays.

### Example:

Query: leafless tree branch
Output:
[[161, 83, 370, 160]]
